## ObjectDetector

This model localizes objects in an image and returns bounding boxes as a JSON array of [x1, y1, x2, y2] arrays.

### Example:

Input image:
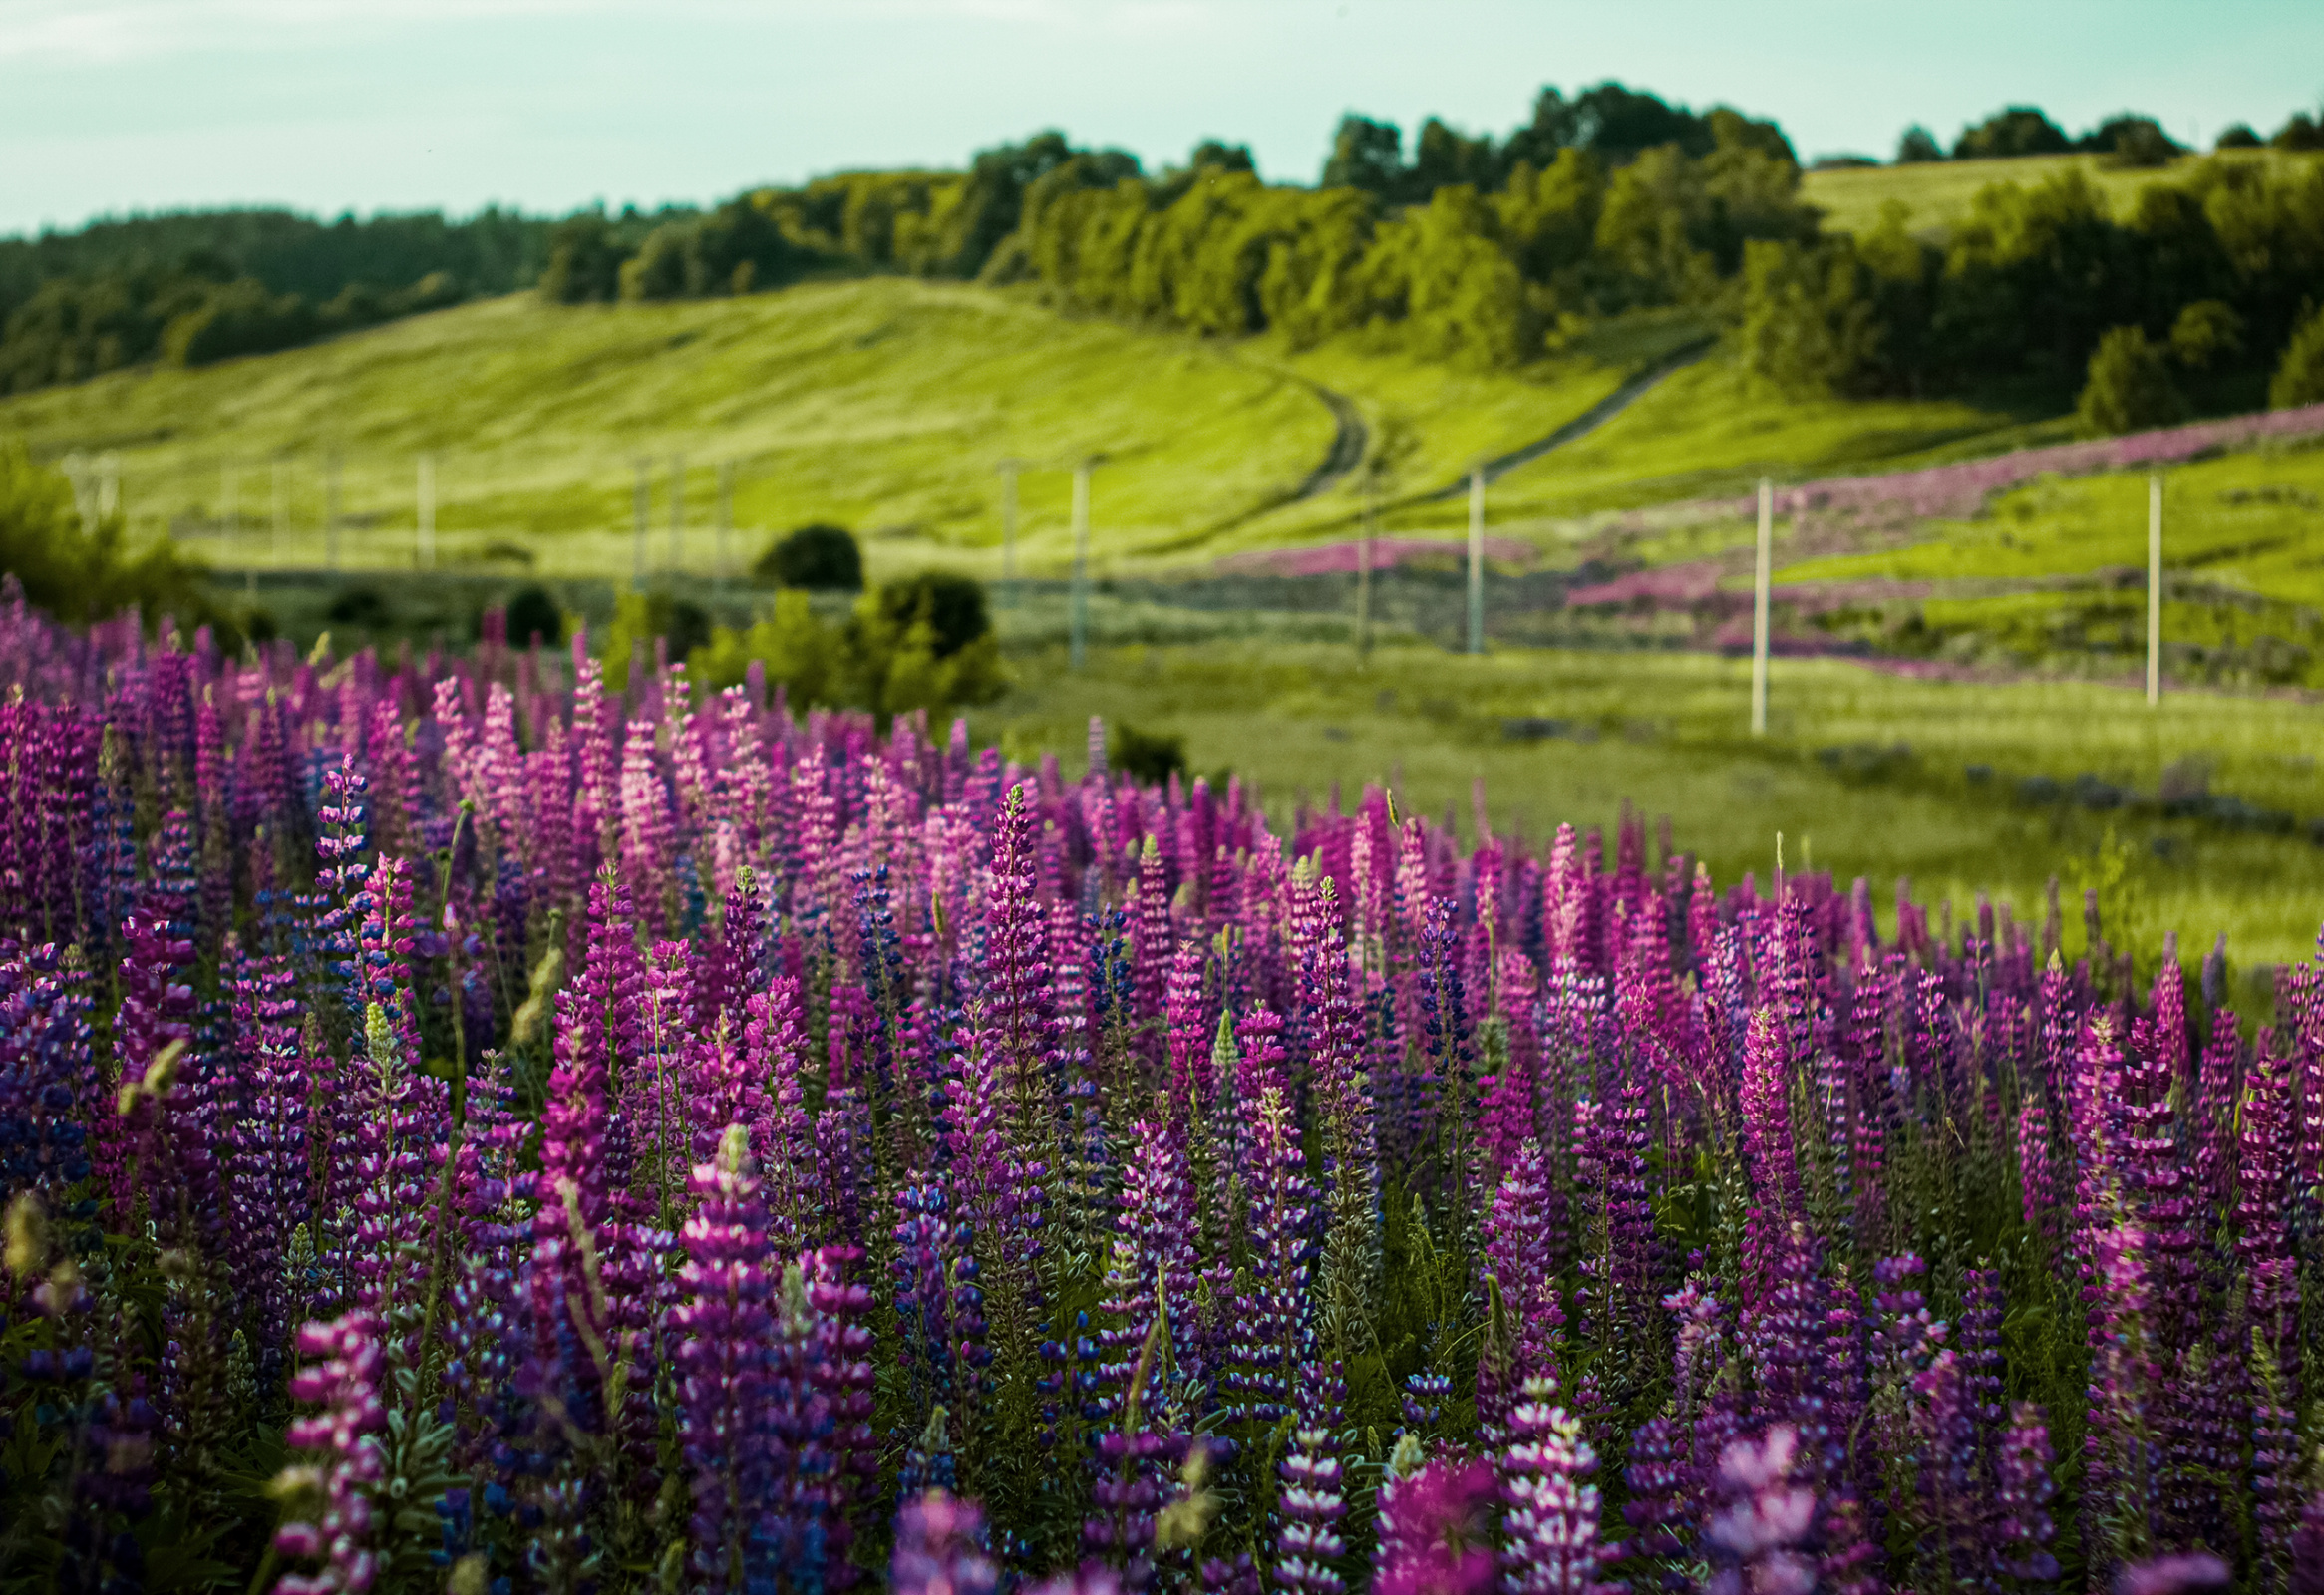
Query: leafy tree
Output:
[[1953, 107, 2072, 160], [2168, 300, 2243, 369], [162, 277, 319, 366], [2080, 115, 2182, 168], [1737, 237, 1884, 396], [2076, 325, 2185, 435], [754, 524, 862, 590], [1896, 125, 1946, 163], [2270, 111, 2324, 152], [539, 213, 631, 304], [2214, 124, 2263, 150], [1320, 116, 1406, 197], [1183, 140, 1255, 175], [937, 133, 1093, 280], [1408, 119, 1499, 200], [2269, 304, 2324, 408]]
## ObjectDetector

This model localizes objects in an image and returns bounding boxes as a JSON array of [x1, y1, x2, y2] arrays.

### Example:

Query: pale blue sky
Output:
[[3, 0, 2320, 236]]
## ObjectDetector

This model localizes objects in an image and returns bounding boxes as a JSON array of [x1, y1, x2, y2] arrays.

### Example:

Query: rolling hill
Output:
[[0, 274, 2089, 579]]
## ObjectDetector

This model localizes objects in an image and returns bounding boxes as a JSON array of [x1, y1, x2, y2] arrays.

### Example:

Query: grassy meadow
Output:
[[975, 636, 2324, 990]]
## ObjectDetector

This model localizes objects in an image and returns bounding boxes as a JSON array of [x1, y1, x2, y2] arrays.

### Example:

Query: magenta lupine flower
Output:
[[1373, 1455, 1500, 1595], [1501, 1378, 1622, 1595], [893, 1490, 999, 1595], [273, 1312, 388, 1595], [2116, 1553, 2230, 1595], [1702, 1426, 1820, 1595]]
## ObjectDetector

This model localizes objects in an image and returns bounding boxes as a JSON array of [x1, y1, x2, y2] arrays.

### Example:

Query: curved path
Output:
[[1287, 380, 1370, 501], [1414, 334, 1716, 502]]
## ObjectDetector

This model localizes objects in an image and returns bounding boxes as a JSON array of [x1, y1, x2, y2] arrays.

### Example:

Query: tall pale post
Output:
[[997, 459, 1021, 608], [224, 462, 249, 598], [2147, 475, 2163, 707], [1751, 478, 1773, 737], [670, 453, 686, 575], [98, 454, 119, 520], [417, 454, 437, 570], [272, 457, 288, 565], [1467, 466, 1486, 655], [1069, 460, 1092, 672], [716, 460, 734, 588], [325, 453, 343, 571], [632, 459, 651, 586], [1357, 491, 1375, 661]]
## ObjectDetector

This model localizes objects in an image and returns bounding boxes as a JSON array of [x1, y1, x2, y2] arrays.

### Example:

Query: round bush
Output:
[[874, 569, 990, 659], [753, 523, 862, 591], [505, 584, 562, 647], [2076, 326, 2184, 437]]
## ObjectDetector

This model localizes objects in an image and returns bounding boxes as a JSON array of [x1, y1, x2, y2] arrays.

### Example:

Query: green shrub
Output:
[[2075, 326, 2184, 437], [504, 583, 562, 646], [1110, 723, 1187, 784], [873, 569, 990, 658], [2269, 305, 2324, 409], [689, 572, 1005, 726], [0, 444, 223, 632], [754, 523, 862, 590]]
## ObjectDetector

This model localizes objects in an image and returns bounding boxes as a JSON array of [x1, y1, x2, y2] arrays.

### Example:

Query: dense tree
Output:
[[2077, 325, 2185, 435], [2079, 114, 2183, 168], [1953, 107, 2073, 160], [2215, 124, 2263, 150], [1896, 125, 1946, 163], [1320, 115, 1408, 198], [2271, 110, 2324, 152], [2271, 305, 2324, 408]]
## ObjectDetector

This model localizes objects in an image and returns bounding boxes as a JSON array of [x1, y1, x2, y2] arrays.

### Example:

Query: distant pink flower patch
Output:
[[1215, 536, 1534, 577], [1718, 401, 2324, 525], [1565, 562, 1725, 607]]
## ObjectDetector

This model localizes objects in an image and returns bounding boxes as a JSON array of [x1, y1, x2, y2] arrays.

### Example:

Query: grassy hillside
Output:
[[0, 281, 1348, 581], [0, 280, 1747, 577], [1800, 148, 2312, 236]]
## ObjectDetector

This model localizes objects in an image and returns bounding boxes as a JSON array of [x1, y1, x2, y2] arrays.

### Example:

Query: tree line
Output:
[[0, 206, 555, 394], [1737, 155, 2324, 424], [8, 82, 2324, 411]]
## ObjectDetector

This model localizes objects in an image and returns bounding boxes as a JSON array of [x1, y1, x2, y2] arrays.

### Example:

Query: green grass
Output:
[[0, 281, 1341, 581], [0, 283, 1760, 577], [1799, 148, 2315, 237], [1375, 349, 2071, 547], [975, 637, 2324, 987]]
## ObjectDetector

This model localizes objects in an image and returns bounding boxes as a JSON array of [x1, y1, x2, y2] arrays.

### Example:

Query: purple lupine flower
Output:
[[893, 1490, 1000, 1595], [1261, 1427, 1340, 1595], [1994, 1401, 2060, 1584], [272, 1312, 388, 1595], [1483, 1141, 1562, 1389], [1622, 1415, 1692, 1591], [672, 1123, 778, 1593], [1501, 1378, 1621, 1595]]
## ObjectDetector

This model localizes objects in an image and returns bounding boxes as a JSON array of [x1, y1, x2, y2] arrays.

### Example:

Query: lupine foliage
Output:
[[1, 578, 2323, 1594]]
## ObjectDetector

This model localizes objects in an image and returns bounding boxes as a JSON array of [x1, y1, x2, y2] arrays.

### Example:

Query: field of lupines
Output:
[[2, 575, 2322, 1595]]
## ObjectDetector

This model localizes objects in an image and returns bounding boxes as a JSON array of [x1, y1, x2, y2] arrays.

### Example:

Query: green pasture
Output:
[[975, 638, 2324, 990]]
